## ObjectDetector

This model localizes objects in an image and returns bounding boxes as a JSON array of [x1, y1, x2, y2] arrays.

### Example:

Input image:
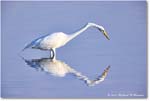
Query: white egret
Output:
[[23, 57, 110, 86], [22, 23, 110, 59]]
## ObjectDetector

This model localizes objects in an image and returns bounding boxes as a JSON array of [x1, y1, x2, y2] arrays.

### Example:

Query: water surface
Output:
[[1, 1, 147, 98]]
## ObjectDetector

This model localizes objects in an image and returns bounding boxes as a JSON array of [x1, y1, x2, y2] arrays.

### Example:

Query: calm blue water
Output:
[[1, 1, 147, 98]]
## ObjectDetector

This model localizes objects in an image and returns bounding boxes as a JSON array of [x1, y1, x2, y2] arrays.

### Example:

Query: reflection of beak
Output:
[[103, 30, 110, 40], [101, 65, 110, 78]]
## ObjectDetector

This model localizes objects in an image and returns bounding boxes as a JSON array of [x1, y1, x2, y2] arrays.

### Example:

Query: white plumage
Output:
[[23, 23, 110, 59], [39, 32, 69, 49]]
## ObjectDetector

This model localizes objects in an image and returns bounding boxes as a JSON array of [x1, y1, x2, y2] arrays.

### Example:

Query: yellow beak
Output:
[[103, 30, 110, 40]]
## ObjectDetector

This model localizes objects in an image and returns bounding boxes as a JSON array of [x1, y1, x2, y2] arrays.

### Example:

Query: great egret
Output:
[[22, 23, 110, 59], [23, 57, 110, 86]]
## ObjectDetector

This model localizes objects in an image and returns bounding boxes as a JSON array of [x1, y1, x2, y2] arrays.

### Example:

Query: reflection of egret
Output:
[[23, 58, 110, 86], [22, 23, 110, 59]]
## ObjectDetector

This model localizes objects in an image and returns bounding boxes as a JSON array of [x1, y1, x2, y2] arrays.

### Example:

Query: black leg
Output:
[[50, 49, 55, 59]]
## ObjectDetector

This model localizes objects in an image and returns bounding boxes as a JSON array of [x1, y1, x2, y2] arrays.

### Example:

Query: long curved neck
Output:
[[68, 24, 90, 42]]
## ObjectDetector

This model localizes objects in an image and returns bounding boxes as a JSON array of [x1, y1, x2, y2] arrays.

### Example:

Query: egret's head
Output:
[[87, 23, 97, 26], [98, 26, 110, 40], [87, 23, 110, 40]]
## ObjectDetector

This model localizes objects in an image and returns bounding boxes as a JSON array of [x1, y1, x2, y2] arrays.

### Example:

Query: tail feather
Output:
[[22, 37, 43, 51], [22, 33, 51, 51], [22, 43, 33, 51]]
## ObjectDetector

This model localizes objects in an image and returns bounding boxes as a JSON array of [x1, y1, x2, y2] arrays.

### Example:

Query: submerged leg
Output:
[[50, 48, 56, 60]]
